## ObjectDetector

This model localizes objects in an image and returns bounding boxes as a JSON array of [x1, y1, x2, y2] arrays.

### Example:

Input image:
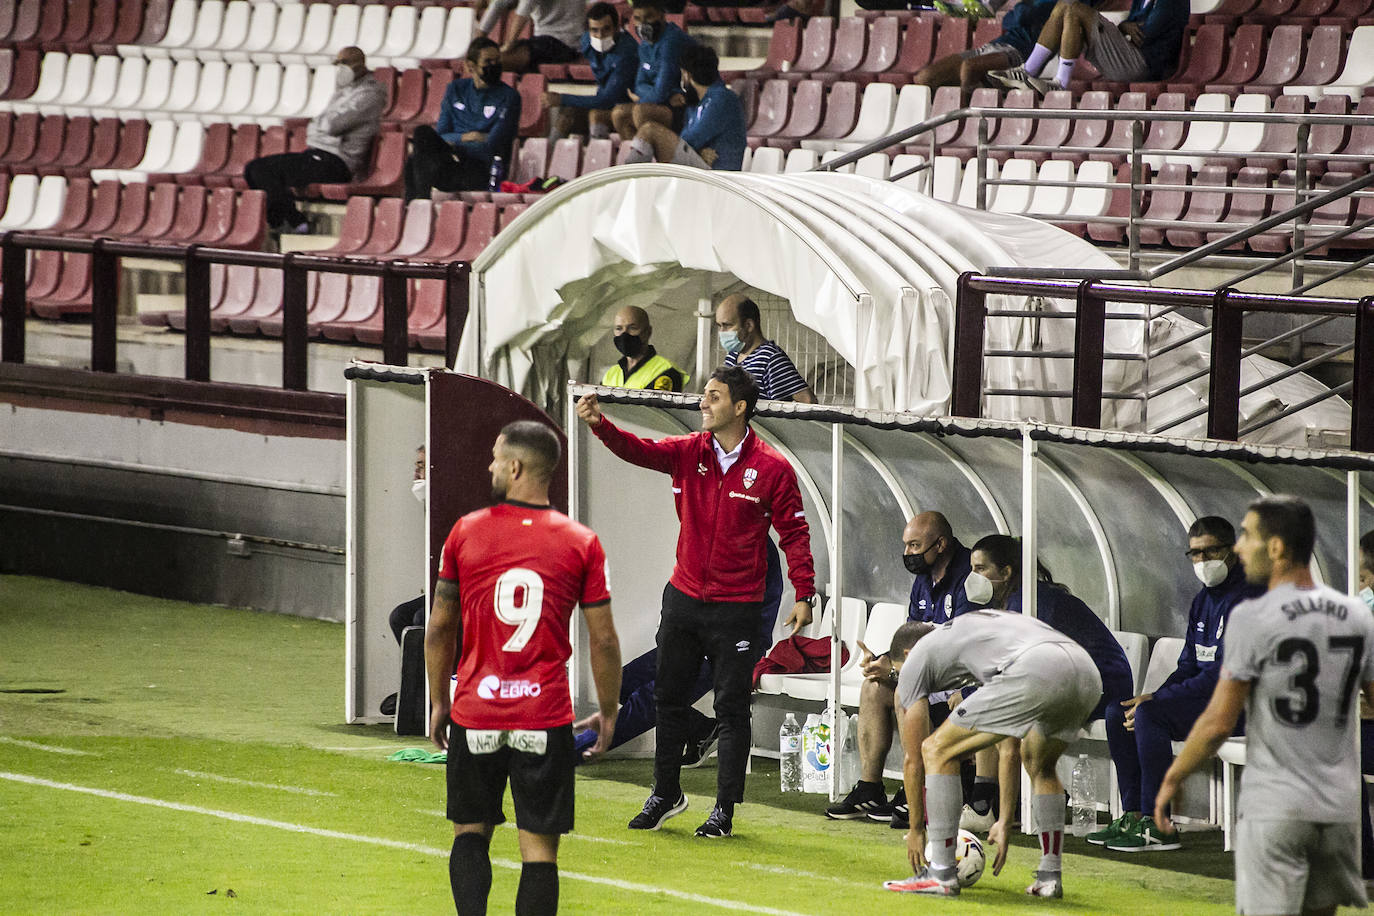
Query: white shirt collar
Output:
[[711, 428, 749, 473]]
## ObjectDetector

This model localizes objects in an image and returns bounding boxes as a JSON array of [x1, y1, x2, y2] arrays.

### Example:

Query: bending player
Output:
[[425, 421, 622, 916], [1157, 495, 1374, 916], [884, 612, 1102, 899]]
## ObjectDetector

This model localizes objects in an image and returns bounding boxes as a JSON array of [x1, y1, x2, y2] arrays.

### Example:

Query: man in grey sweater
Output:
[[244, 47, 388, 234]]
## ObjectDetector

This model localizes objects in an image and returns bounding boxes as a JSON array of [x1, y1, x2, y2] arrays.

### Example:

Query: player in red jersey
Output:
[[425, 420, 622, 916]]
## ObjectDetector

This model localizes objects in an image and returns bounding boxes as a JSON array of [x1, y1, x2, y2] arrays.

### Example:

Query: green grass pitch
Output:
[[0, 574, 1293, 914]]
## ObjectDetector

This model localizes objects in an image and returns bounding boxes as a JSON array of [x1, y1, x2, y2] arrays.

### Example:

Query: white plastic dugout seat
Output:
[[203, 1, 252, 60], [1141, 635, 1221, 824], [92, 120, 177, 181], [279, 3, 333, 65], [749, 146, 784, 174], [8, 52, 66, 115], [171, 0, 226, 61], [1079, 630, 1150, 742], [1287, 26, 1374, 101], [1027, 159, 1073, 218], [240, 62, 283, 122], [820, 150, 854, 173], [814, 81, 897, 153], [891, 84, 932, 136], [373, 6, 419, 64], [960, 157, 1000, 209], [129, 0, 199, 59], [225, 3, 279, 63], [756, 597, 867, 704], [855, 153, 890, 180], [0, 175, 39, 230], [354, 4, 391, 60], [890, 154, 927, 193], [931, 156, 961, 202], [251, 3, 305, 64], [784, 147, 818, 172], [269, 63, 312, 119], [1160, 93, 1230, 170], [25, 176, 67, 230], [1211, 94, 1269, 162], [184, 61, 229, 120]]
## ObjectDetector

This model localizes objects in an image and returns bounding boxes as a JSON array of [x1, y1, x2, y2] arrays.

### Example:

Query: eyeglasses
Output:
[[1184, 546, 1230, 560]]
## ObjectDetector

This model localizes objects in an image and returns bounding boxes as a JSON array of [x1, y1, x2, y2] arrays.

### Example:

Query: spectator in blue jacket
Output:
[[543, 3, 638, 142], [403, 38, 522, 201], [989, 0, 1189, 95], [611, 0, 692, 141], [622, 44, 746, 171], [1090, 516, 1264, 852]]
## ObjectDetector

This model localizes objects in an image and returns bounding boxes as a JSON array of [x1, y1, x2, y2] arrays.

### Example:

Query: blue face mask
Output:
[[718, 330, 743, 353], [1361, 586, 1374, 611]]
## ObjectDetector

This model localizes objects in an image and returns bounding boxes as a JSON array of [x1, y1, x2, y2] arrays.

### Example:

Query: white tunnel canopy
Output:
[[459, 165, 1348, 444]]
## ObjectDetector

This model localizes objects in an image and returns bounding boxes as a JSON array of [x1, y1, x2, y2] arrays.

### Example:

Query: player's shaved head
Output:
[[499, 421, 561, 482], [889, 621, 935, 663]]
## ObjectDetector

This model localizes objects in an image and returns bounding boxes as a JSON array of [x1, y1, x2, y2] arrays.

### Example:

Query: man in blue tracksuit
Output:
[[1091, 516, 1264, 852], [622, 44, 746, 171], [403, 37, 521, 201], [611, 0, 692, 142], [543, 2, 637, 141]]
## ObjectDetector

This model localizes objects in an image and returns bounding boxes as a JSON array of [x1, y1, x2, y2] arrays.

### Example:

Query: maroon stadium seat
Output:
[[1141, 92, 1187, 160], [1087, 161, 1150, 243], [38, 115, 92, 177], [8, 0, 42, 45], [1286, 25, 1347, 91], [880, 17, 935, 83], [1023, 89, 1074, 165], [545, 138, 580, 181], [93, 180, 147, 239], [417, 202, 499, 350], [825, 17, 868, 75], [776, 79, 826, 141], [152, 121, 230, 186], [203, 124, 261, 189], [319, 199, 437, 341], [1, 113, 38, 165], [857, 16, 900, 76], [0, 112, 14, 163], [1144, 23, 1226, 97], [75, 178, 121, 237], [1233, 24, 1304, 96], [580, 138, 613, 174], [0, 47, 38, 100], [391, 199, 471, 347], [1202, 24, 1265, 95], [315, 129, 406, 200], [26, 115, 67, 172], [792, 17, 837, 74], [163, 185, 209, 243], [1245, 93, 1305, 173], [1166, 164, 1229, 248], [55, 0, 93, 49], [71, 115, 121, 175], [749, 79, 793, 137], [388, 67, 426, 125], [804, 80, 860, 143], [1091, 92, 1148, 166], [931, 17, 971, 63], [128, 0, 171, 48], [761, 20, 802, 74]]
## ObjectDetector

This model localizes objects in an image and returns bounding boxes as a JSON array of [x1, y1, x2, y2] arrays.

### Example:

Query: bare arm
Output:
[[986, 738, 1021, 876], [899, 697, 932, 872], [501, 12, 530, 51], [579, 600, 622, 759], [424, 579, 462, 751], [791, 388, 816, 404], [1155, 677, 1250, 830]]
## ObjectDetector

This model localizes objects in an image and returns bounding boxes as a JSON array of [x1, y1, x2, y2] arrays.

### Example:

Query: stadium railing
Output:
[[0, 232, 471, 390]]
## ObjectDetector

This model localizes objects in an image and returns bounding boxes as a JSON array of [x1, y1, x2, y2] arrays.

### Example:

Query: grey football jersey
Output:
[[896, 609, 1081, 708], [1224, 582, 1374, 822]]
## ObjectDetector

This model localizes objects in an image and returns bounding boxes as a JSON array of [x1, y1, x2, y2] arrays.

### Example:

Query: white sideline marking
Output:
[[0, 772, 812, 916], [743, 862, 873, 891], [173, 769, 338, 797], [0, 736, 97, 756]]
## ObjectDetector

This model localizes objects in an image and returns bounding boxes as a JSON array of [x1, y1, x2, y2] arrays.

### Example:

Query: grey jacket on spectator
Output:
[[306, 73, 388, 177]]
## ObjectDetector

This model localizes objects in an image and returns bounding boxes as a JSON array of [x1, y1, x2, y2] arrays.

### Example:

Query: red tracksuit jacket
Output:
[[591, 417, 816, 604]]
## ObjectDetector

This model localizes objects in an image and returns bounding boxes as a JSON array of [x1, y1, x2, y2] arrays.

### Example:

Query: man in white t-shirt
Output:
[[1158, 495, 1374, 916]]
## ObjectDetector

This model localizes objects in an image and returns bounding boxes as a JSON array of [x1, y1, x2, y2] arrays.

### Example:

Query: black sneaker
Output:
[[888, 788, 910, 830], [694, 805, 733, 838], [825, 781, 888, 820], [628, 792, 688, 830], [681, 722, 721, 769], [379, 693, 397, 716], [868, 785, 904, 823]]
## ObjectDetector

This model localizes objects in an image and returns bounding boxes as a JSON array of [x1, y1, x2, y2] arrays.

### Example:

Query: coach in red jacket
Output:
[[576, 365, 818, 839]]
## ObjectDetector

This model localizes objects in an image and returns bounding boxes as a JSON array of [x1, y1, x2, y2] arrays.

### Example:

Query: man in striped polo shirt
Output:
[[714, 294, 815, 404]]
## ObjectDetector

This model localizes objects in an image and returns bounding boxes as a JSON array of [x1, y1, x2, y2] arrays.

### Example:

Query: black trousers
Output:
[[388, 594, 426, 645], [404, 125, 490, 201], [243, 148, 351, 227], [653, 583, 761, 806]]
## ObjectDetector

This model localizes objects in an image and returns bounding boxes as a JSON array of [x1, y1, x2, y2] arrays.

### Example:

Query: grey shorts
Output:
[[1235, 818, 1367, 915], [1085, 14, 1148, 82], [949, 642, 1101, 743], [670, 138, 711, 170], [959, 40, 1025, 67]]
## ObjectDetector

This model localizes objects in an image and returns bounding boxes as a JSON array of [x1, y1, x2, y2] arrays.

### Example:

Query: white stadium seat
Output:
[[749, 146, 784, 174], [313, 5, 361, 67], [252, 2, 305, 64], [374, 6, 420, 63], [0, 175, 39, 230], [1065, 160, 1115, 221], [891, 84, 932, 135], [25, 175, 68, 230], [134, 0, 199, 59], [784, 147, 818, 173], [280, 3, 333, 64], [92, 120, 178, 181], [241, 62, 283, 122], [300, 65, 338, 119], [960, 157, 999, 209], [270, 63, 313, 119], [855, 152, 891, 180], [931, 155, 961, 202], [1027, 159, 1074, 218], [8, 51, 67, 114], [820, 149, 853, 173], [184, 60, 229, 120], [1160, 93, 1230, 170], [203, 1, 252, 61], [69, 53, 122, 115], [226, 2, 279, 63], [170, 0, 225, 61], [814, 81, 896, 153], [354, 4, 391, 59], [890, 153, 928, 193]]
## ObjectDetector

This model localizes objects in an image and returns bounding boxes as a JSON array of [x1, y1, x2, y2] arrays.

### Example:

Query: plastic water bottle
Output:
[[488, 155, 506, 191], [1069, 754, 1098, 837], [779, 713, 803, 793], [838, 713, 860, 791]]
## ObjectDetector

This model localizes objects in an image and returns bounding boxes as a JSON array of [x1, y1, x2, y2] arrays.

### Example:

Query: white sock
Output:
[[1033, 793, 1064, 874], [926, 773, 962, 874], [590, 122, 610, 140], [1054, 57, 1077, 87], [623, 137, 654, 164], [1023, 43, 1053, 76]]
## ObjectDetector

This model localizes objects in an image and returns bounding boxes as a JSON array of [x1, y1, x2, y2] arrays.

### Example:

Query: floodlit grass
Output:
[[0, 575, 1293, 914]]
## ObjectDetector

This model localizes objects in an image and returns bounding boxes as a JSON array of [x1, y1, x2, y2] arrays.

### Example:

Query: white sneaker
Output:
[[1026, 871, 1063, 898], [959, 803, 994, 833]]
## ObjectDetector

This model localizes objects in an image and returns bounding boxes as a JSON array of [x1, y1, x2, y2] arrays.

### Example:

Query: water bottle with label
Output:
[[1069, 754, 1098, 836], [488, 155, 506, 192], [779, 713, 803, 793]]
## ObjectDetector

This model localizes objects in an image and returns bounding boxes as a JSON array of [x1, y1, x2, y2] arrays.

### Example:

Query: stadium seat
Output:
[[856, 16, 900, 77], [854, 152, 890, 180], [889, 152, 927, 192], [795, 82, 859, 149], [931, 17, 971, 64], [413, 7, 476, 68], [879, 18, 935, 85], [829, 81, 897, 152], [1204, 94, 1269, 171], [170, 0, 226, 61], [41, 53, 94, 118], [1160, 93, 1230, 170], [1201, 23, 1265, 95], [774, 79, 825, 142], [38, 116, 93, 177], [1205, 167, 1271, 249], [759, 20, 801, 74], [888, 83, 931, 136], [23, 174, 66, 230], [314, 129, 405, 200], [65, 53, 119, 115], [0, 48, 40, 102], [580, 138, 614, 175], [783, 147, 818, 172], [353, 4, 391, 61], [374, 6, 420, 65], [250, 2, 304, 65], [1138, 163, 1191, 246], [1024, 158, 1073, 219], [316, 4, 361, 68], [319, 199, 437, 341], [161, 59, 202, 116], [269, 63, 314, 120], [792, 17, 837, 76], [545, 139, 580, 181], [1280, 25, 1350, 100], [224, 1, 277, 63], [1054, 91, 1112, 167], [279, 3, 334, 66], [202, 123, 259, 188], [750, 146, 784, 173], [823, 17, 868, 76], [1086, 162, 1149, 244], [129, 0, 196, 58], [749, 80, 793, 138], [91, 119, 199, 183], [97, 55, 145, 118], [1137, 23, 1226, 98], [1055, 159, 1115, 236], [8, 50, 67, 115], [928, 155, 961, 201], [1166, 164, 1230, 248]]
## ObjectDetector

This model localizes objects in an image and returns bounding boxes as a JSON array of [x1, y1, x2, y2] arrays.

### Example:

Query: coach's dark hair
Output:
[[889, 621, 935, 662], [680, 43, 720, 87], [1188, 515, 1236, 545], [736, 296, 762, 332], [970, 533, 1056, 586], [710, 365, 759, 420], [587, 1, 619, 27], [500, 421, 561, 481], [1248, 495, 1315, 567], [465, 36, 499, 64]]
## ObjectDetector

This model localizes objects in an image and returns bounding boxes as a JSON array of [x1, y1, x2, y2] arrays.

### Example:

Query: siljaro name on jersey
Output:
[[1280, 595, 1354, 622]]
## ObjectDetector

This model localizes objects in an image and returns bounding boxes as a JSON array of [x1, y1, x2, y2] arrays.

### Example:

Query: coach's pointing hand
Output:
[[575, 393, 604, 428], [783, 599, 813, 635]]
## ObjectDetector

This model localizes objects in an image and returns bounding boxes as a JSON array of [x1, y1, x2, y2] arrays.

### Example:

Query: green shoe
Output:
[[961, 0, 996, 18], [1106, 815, 1182, 852], [932, 0, 968, 18], [1085, 811, 1138, 847]]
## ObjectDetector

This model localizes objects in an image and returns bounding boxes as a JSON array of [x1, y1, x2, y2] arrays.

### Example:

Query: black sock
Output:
[[450, 833, 492, 916], [715, 801, 735, 818], [515, 861, 559, 916], [971, 779, 996, 815]]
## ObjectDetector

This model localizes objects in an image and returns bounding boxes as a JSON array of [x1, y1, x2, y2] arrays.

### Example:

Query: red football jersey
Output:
[[438, 502, 611, 730]]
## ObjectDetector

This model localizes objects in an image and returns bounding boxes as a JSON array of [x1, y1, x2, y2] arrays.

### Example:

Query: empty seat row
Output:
[[0, 0, 155, 54], [117, 0, 476, 70], [0, 113, 150, 178], [741, 79, 932, 151], [1198, 0, 1374, 24], [755, 15, 1000, 85]]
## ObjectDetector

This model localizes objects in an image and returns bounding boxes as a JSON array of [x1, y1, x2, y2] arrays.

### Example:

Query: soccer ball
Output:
[[923, 829, 987, 888]]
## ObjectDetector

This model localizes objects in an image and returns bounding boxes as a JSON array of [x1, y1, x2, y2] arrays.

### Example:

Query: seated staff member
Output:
[[601, 306, 688, 392], [543, 3, 638, 142], [622, 44, 746, 172], [611, 0, 693, 141]]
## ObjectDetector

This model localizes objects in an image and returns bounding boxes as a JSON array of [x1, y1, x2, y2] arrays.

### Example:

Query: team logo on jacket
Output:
[[743, 468, 757, 488], [483, 105, 496, 118], [697, 462, 708, 475]]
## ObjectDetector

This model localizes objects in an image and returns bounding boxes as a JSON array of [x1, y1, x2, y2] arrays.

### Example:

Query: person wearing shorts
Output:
[[1158, 496, 1374, 916], [623, 44, 746, 171], [883, 610, 1102, 900], [476, 0, 585, 73], [990, 0, 1189, 95], [425, 421, 622, 916], [914, 0, 1059, 102]]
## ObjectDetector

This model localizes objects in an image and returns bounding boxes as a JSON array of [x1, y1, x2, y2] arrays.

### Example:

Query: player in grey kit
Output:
[[1158, 495, 1374, 916], [883, 611, 1101, 899]]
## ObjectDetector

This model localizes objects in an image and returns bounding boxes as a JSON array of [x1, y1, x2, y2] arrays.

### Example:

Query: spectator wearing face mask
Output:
[[611, 0, 693, 142], [622, 44, 746, 172], [601, 306, 688, 392], [379, 445, 430, 718], [543, 3, 638, 142], [243, 46, 386, 234], [403, 38, 522, 202], [713, 293, 815, 403]]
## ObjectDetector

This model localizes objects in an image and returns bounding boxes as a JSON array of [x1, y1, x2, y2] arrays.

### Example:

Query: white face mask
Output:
[[964, 572, 994, 606], [589, 34, 614, 53], [1194, 559, 1228, 588], [1360, 586, 1374, 611], [411, 479, 427, 504], [335, 64, 356, 88]]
